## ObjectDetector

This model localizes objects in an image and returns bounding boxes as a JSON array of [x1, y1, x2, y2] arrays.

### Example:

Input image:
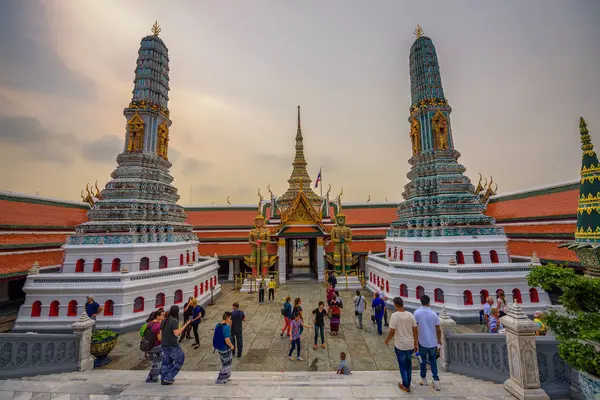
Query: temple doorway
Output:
[[286, 238, 317, 280]]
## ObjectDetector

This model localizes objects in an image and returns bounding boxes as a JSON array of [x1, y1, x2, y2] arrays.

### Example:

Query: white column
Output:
[[277, 239, 286, 283], [228, 260, 234, 281], [316, 237, 325, 283], [71, 312, 96, 371], [438, 306, 456, 372], [0, 280, 9, 303], [501, 301, 549, 400], [234, 259, 240, 275]]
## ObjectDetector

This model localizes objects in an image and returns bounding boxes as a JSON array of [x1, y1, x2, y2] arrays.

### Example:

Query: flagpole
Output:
[[320, 167, 323, 198]]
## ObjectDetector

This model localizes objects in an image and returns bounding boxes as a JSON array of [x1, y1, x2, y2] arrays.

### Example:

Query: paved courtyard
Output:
[[103, 282, 479, 373]]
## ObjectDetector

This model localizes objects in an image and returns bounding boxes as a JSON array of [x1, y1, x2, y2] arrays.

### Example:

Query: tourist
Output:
[[488, 308, 503, 333], [144, 310, 164, 383], [85, 296, 104, 321], [533, 311, 547, 336], [292, 298, 304, 323], [312, 301, 327, 349], [336, 351, 352, 375], [329, 295, 342, 335], [384, 297, 418, 393], [179, 297, 194, 343], [268, 279, 276, 302], [288, 312, 310, 361], [280, 296, 293, 337], [496, 291, 508, 317], [258, 278, 266, 304], [379, 284, 389, 327], [372, 291, 386, 335], [160, 305, 192, 385], [353, 290, 365, 329], [483, 296, 494, 327], [214, 311, 235, 384], [413, 295, 442, 391], [326, 283, 335, 306], [334, 290, 344, 309], [231, 302, 246, 357], [328, 272, 337, 289], [190, 298, 205, 349]]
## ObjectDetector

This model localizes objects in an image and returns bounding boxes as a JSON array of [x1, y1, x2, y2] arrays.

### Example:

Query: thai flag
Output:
[[315, 169, 322, 188]]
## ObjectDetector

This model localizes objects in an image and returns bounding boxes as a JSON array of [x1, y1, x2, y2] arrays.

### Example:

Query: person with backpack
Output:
[[280, 296, 292, 337], [160, 305, 192, 385], [178, 297, 194, 343], [141, 310, 164, 383], [190, 299, 205, 349], [214, 311, 235, 384], [353, 290, 365, 329], [372, 291, 386, 335]]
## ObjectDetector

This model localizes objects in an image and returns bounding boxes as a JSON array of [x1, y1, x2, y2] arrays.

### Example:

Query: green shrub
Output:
[[528, 264, 600, 377], [91, 329, 118, 344]]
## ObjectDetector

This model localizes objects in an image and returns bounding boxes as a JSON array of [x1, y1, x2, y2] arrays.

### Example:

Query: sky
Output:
[[0, 0, 598, 205]]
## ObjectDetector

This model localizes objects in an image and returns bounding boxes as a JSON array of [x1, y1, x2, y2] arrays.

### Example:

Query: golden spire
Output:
[[151, 21, 161, 36], [414, 24, 424, 38]]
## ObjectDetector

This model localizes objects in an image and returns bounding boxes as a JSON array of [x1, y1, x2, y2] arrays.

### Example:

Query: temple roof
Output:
[[276, 106, 323, 214]]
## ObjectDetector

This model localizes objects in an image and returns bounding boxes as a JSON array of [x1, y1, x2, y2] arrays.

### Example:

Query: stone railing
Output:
[[442, 302, 573, 400], [0, 313, 95, 379]]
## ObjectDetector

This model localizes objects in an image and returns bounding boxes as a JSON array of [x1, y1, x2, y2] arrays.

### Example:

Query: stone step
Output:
[[1, 370, 513, 399]]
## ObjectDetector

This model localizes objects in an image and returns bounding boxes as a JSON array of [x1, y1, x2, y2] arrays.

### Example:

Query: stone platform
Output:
[[3, 370, 515, 399]]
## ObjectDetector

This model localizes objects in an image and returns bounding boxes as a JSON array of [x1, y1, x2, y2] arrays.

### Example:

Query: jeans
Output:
[[419, 344, 439, 381], [192, 323, 200, 345], [161, 345, 185, 382], [231, 330, 243, 357], [258, 289, 265, 303], [289, 338, 301, 357], [375, 316, 383, 335], [314, 324, 325, 345], [356, 312, 363, 328], [268, 288, 275, 301], [394, 347, 413, 388]]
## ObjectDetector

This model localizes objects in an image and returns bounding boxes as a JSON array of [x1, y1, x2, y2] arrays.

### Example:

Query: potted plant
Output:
[[90, 329, 119, 367], [528, 264, 600, 400]]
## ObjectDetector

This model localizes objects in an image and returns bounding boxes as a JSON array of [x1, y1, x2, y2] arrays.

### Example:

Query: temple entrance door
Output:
[[286, 238, 317, 280]]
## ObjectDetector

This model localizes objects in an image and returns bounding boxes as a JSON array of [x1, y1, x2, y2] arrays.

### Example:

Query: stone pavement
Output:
[[104, 282, 480, 373], [1, 370, 516, 399]]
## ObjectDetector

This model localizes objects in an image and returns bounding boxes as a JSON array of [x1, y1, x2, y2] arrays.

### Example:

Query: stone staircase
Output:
[[1, 369, 514, 399]]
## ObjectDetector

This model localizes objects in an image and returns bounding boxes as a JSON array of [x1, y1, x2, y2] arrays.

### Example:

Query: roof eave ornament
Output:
[[414, 24, 424, 38], [151, 21, 161, 36]]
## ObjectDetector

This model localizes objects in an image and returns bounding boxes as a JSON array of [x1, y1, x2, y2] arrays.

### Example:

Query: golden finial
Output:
[[151, 21, 161, 36], [414, 24, 424, 38], [227, 196, 231, 205]]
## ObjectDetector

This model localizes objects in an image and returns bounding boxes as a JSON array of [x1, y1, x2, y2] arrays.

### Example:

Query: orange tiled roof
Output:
[[341, 206, 397, 225], [195, 231, 248, 239], [0, 250, 63, 278], [503, 224, 576, 235], [508, 241, 578, 263], [0, 199, 88, 228], [0, 234, 69, 246], [186, 209, 256, 227], [486, 189, 578, 221]]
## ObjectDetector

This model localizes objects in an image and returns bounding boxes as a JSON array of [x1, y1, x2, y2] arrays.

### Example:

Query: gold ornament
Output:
[[432, 110, 448, 150], [410, 117, 421, 155], [126, 113, 145, 152]]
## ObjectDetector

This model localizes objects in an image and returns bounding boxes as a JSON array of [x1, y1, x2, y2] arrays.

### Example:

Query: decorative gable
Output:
[[281, 190, 322, 224]]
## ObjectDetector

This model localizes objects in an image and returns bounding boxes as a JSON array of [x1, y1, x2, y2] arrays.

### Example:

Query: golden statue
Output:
[[157, 121, 169, 159], [81, 183, 95, 208], [126, 113, 145, 152], [432, 110, 448, 150], [247, 196, 273, 277], [329, 190, 355, 273], [410, 117, 421, 155]]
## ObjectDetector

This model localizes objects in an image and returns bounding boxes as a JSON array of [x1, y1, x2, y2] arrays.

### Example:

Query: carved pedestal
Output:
[[71, 312, 96, 371], [501, 301, 549, 400], [438, 306, 456, 372]]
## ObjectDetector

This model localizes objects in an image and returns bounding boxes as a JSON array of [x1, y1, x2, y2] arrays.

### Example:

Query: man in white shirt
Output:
[[413, 295, 442, 391], [384, 297, 418, 393]]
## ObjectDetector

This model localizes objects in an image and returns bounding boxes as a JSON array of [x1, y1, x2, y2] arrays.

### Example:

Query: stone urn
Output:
[[90, 329, 119, 367], [578, 370, 600, 400]]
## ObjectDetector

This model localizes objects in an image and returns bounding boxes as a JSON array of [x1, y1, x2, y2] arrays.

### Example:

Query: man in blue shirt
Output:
[[371, 292, 385, 335], [85, 296, 103, 320], [413, 295, 441, 391]]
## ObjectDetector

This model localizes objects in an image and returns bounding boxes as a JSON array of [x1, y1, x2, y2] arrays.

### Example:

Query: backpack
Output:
[[213, 323, 226, 351], [139, 323, 147, 338], [374, 301, 384, 315], [281, 302, 291, 317], [140, 322, 158, 352]]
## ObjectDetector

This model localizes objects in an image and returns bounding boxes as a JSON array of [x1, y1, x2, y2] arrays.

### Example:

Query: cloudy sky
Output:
[[0, 0, 598, 205]]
